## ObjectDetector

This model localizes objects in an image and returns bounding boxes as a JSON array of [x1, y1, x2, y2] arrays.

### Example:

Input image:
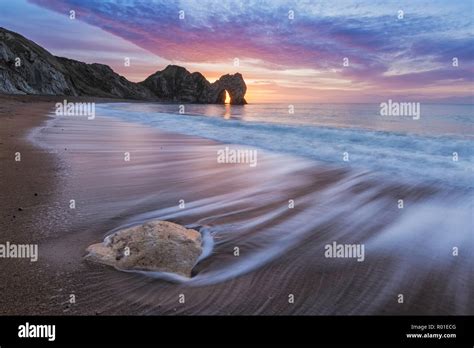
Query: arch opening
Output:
[[217, 88, 231, 104]]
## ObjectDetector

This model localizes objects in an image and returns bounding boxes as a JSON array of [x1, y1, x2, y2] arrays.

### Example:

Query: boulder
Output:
[[85, 220, 202, 277]]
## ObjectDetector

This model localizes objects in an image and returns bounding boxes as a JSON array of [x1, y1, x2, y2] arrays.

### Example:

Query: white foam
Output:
[[94, 104, 474, 188]]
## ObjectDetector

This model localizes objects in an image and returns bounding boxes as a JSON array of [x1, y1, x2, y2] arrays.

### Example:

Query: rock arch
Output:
[[139, 65, 248, 104], [210, 73, 247, 105], [216, 89, 229, 104]]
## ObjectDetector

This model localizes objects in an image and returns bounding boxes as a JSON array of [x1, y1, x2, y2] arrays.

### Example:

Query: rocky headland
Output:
[[0, 27, 247, 104]]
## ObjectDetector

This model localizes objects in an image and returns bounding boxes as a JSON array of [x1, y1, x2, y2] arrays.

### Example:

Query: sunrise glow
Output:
[[0, 0, 472, 103]]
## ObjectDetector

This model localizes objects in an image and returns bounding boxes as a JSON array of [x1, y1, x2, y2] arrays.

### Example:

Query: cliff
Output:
[[0, 27, 247, 104]]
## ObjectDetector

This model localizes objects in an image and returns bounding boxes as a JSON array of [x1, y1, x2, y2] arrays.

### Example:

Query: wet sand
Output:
[[1, 95, 472, 315], [0, 96, 61, 314]]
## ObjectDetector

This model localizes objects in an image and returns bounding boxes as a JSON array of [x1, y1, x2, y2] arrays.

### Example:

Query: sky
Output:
[[0, 0, 473, 103]]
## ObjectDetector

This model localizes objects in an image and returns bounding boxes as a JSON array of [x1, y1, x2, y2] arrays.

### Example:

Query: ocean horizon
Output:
[[1, 0, 473, 343], [94, 102, 474, 188]]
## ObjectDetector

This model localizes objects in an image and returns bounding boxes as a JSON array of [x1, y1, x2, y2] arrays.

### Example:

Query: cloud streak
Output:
[[8, 0, 474, 101]]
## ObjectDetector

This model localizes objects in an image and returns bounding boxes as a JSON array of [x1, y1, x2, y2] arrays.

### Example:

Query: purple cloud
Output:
[[19, 0, 474, 100]]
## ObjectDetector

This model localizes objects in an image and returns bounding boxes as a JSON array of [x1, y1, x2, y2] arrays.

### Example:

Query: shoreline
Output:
[[1, 95, 472, 315], [0, 96, 63, 314], [0, 95, 159, 314]]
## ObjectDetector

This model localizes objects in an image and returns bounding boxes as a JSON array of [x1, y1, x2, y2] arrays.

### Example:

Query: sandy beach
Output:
[[1, 2, 473, 345], [0, 95, 472, 315], [0, 96, 60, 314]]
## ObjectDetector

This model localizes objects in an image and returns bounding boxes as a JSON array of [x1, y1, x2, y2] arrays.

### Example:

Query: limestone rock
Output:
[[140, 65, 211, 103], [57, 57, 154, 99], [0, 27, 248, 104], [0, 27, 74, 95], [209, 73, 247, 105], [141, 65, 247, 104], [0, 27, 153, 99], [85, 220, 202, 277]]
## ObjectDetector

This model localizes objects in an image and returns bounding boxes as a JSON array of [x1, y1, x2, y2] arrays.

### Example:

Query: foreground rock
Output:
[[85, 220, 202, 277], [0, 27, 247, 104]]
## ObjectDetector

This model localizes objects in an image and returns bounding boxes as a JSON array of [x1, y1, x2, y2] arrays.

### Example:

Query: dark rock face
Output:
[[57, 57, 154, 99], [140, 65, 247, 104], [0, 28, 74, 95], [0, 27, 248, 104], [140, 65, 211, 103], [209, 73, 247, 105], [0, 27, 152, 99]]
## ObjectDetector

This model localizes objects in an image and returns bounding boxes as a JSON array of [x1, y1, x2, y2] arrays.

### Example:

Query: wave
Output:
[[95, 104, 474, 189], [36, 108, 472, 314]]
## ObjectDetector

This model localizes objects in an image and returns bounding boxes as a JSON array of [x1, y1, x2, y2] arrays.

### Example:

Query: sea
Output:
[[96, 102, 473, 188], [35, 101, 473, 313]]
